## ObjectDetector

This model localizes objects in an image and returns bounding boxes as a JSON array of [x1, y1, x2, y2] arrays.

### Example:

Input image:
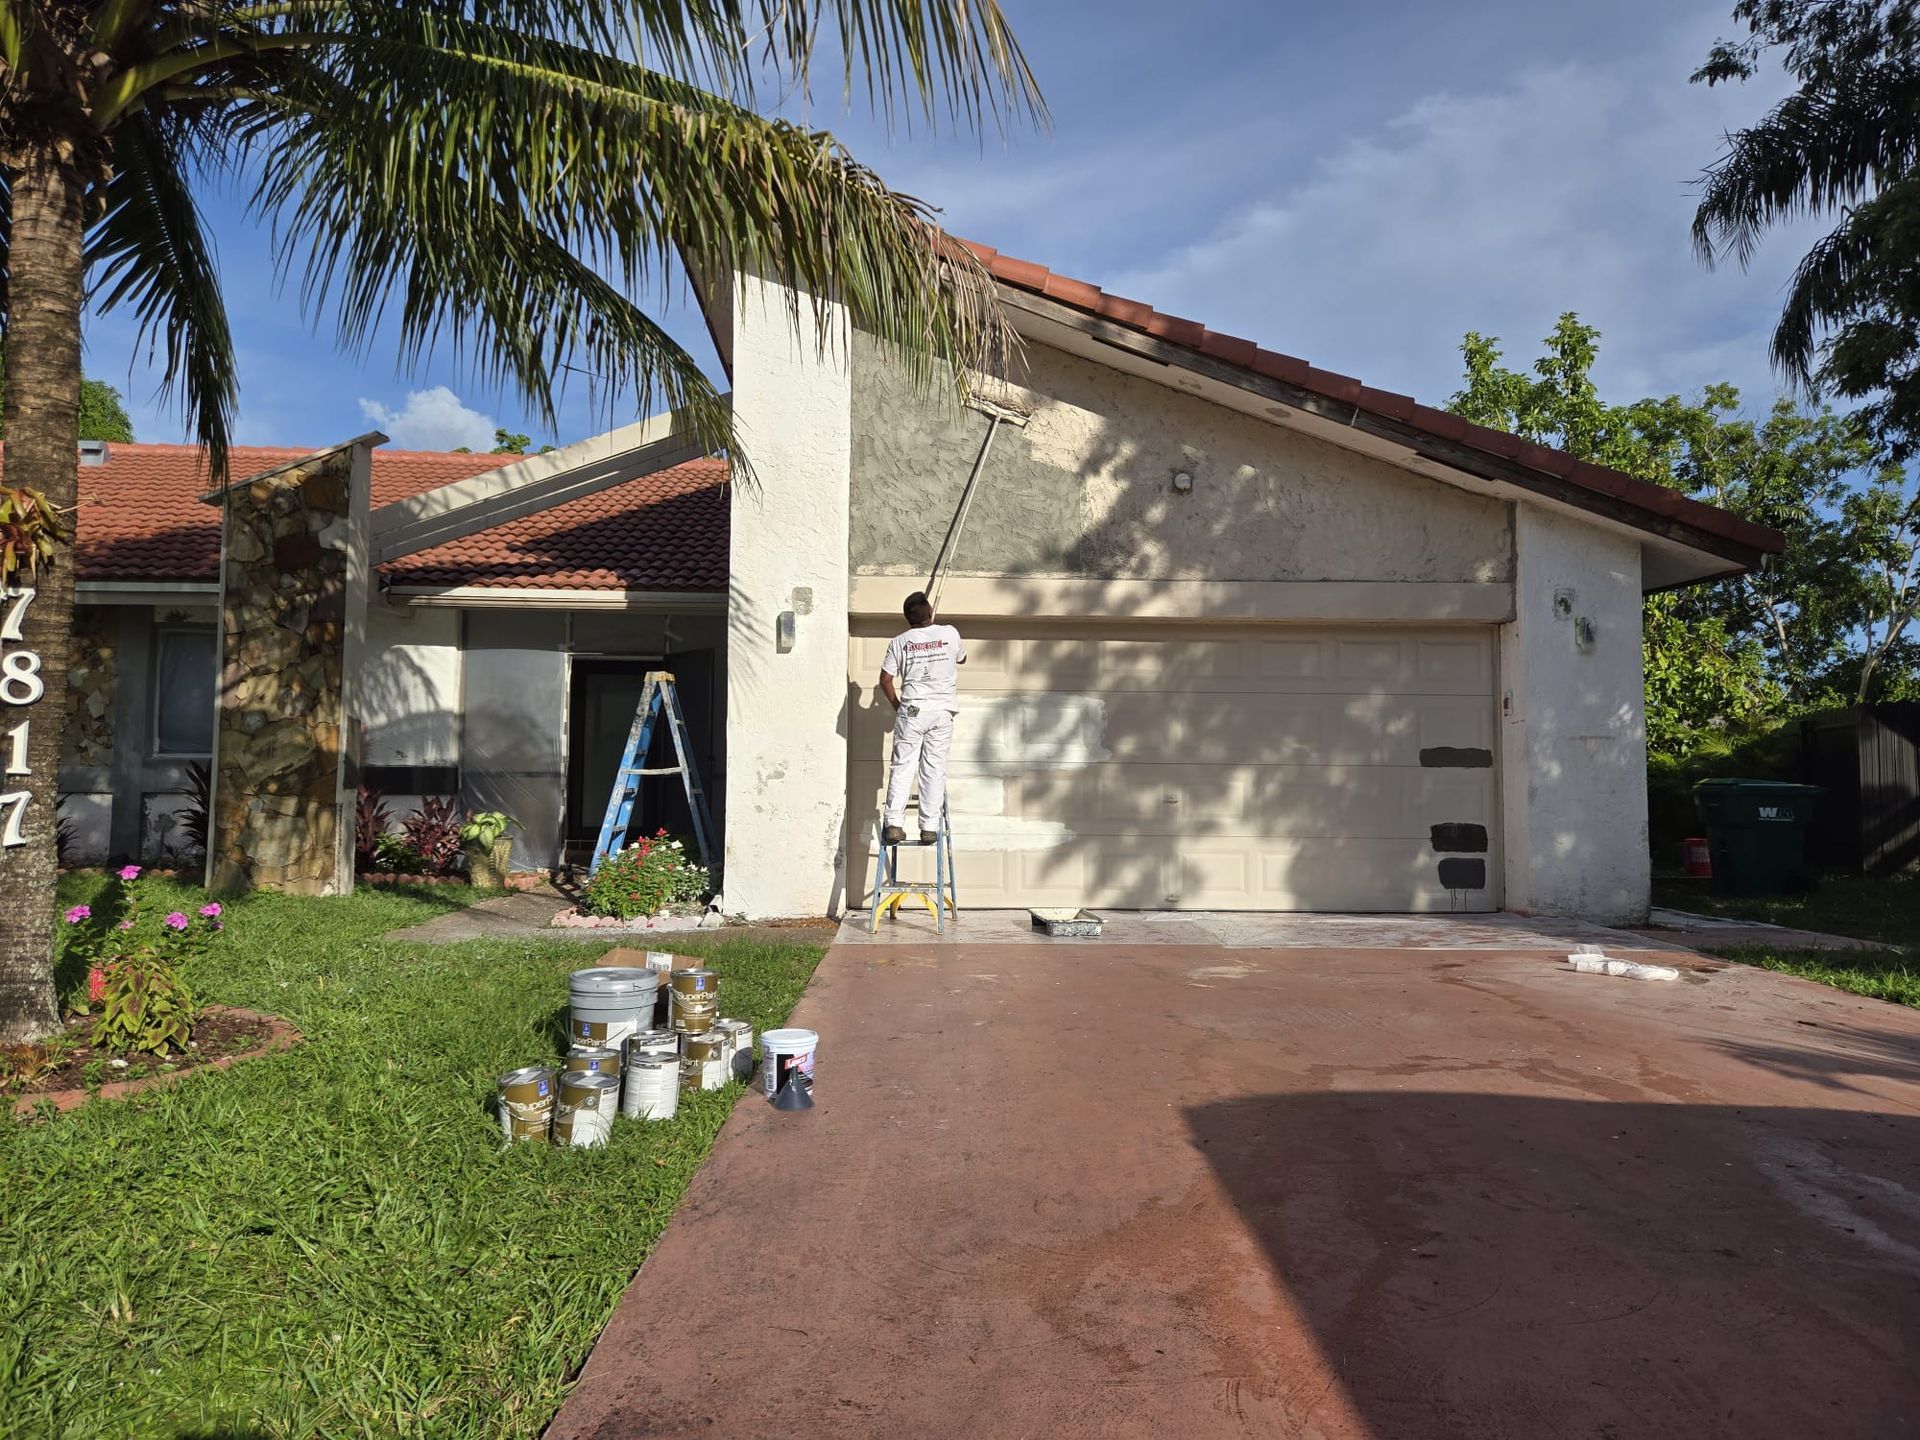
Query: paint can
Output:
[[569, 966, 662, 1049], [497, 1066, 555, 1143], [565, 1043, 622, 1081], [713, 1018, 754, 1084], [670, 969, 719, 1034], [644, 951, 677, 1025], [621, 1052, 681, 1120], [760, 1028, 818, 1100], [1682, 836, 1713, 879], [680, 1033, 730, 1092], [552, 1070, 619, 1148], [626, 1028, 677, 1058]]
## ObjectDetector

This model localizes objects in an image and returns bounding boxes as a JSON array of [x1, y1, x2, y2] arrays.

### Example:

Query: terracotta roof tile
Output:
[[969, 243, 1785, 557], [0, 442, 727, 592], [382, 457, 729, 592]]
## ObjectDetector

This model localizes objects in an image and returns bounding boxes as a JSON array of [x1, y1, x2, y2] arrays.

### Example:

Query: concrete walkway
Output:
[[548, 929, 1920, 1439]]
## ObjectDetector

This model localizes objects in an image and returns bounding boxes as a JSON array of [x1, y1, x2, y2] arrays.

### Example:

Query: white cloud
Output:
[[358, 386, 498, 452], [1075, 32, 1816, 415]]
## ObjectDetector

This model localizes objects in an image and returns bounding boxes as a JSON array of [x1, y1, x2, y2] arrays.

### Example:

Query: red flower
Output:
[[87, 968, 105, 1002]]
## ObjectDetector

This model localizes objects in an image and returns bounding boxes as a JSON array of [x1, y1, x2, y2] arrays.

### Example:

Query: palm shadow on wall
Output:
[[846, 345, 1558, 915]]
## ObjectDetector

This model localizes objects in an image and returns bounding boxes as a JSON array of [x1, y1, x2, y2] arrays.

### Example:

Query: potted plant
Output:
[[461, 811, 517, 887]]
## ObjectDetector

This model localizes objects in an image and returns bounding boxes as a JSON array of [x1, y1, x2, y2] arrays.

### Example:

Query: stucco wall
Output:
[[362, 604, 462, 768], [850, 333, 1511, 584], [722, 276, 853, 917], [1499, 504, 1650, 923]]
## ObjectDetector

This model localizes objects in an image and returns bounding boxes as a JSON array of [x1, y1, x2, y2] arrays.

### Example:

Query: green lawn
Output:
[[1652, 872, 1920, 1008], [1, 876, 826, 1439]]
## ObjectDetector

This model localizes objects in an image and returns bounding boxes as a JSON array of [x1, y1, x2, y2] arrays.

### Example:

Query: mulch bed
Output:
[[7, 1005, 301, 1117]]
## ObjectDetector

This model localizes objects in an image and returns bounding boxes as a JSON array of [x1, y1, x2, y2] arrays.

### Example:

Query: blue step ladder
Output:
[[590, 671, 719, 879], [868, 800, 958, 934]]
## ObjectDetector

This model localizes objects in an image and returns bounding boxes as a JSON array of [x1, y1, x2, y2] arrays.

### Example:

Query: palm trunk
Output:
[[0, 140, 85, 1043]]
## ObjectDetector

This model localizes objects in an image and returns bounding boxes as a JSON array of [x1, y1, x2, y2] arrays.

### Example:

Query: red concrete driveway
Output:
[[548, 937, 1920, 1439]]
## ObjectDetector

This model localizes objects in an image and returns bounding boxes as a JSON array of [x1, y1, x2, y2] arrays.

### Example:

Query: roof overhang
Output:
[[365, 404, 721, 566], [987, 279, 1776, 592], [384, 584, 726, 611]]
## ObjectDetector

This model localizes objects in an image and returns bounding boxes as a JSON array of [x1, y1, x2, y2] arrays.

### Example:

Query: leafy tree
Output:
[[0, 358, 134, 443], [0, 1, 1042, 1043], [1449, 316, 1910, 754], [490, 429, 533, 455], [1691, 1, 1920, 453]]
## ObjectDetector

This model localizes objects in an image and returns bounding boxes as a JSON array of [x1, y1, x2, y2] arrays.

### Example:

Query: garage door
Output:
[[847, 622, 1500, 912]]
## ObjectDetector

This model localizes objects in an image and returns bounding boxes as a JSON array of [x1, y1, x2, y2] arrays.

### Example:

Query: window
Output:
[[152, 627, 217, 757]]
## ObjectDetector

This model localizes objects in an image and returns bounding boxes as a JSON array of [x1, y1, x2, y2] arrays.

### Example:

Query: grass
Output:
[[1, 875, 826, 1439], [1652, 872, 1920, 1009]]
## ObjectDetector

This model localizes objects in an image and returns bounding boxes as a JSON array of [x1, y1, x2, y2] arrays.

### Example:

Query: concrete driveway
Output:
[[548, 916, 1920, 1439]]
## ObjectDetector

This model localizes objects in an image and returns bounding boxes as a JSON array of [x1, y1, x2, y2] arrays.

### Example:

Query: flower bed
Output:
[[6, 1006, 300, 1116]]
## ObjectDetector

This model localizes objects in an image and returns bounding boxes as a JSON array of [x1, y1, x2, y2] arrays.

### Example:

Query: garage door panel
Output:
[[848, 623, 1499, 911]]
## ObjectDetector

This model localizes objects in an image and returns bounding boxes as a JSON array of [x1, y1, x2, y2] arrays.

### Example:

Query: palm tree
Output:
[[1690, 1, 1920, 446], [0, 0, 1041, 1042]]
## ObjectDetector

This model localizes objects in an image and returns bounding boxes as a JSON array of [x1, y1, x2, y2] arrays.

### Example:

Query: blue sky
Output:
[[85, 1, 1813, 453]]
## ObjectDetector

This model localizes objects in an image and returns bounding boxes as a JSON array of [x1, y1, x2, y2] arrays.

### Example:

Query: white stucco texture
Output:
[[850, 334, 1512, 585], [361, 604, 462, 766], [1499, 504, 1651, 923], [722, 276, 854, 917]]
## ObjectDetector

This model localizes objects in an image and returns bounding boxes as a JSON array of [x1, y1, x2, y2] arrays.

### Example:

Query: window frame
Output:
[[149, 624, 219, 760]]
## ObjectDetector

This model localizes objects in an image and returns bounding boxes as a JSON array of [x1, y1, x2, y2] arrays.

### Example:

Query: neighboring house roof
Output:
[[382, 456, 729, 591], [1, 442, 727, 591], [961, 241, 1786, 561]]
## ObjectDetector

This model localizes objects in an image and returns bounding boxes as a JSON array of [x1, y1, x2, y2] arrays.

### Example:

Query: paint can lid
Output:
[[569, 967, 662, 995]]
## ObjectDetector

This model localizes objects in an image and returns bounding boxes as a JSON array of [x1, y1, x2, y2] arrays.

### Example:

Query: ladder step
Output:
[[630, 766, 685, 776]]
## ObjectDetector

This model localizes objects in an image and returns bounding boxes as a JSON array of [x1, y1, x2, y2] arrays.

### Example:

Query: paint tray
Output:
[[1029, 908, 1103, 938]]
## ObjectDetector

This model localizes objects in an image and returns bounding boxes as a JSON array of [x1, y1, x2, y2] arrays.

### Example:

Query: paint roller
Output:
[[925, 390, 1032, 614]]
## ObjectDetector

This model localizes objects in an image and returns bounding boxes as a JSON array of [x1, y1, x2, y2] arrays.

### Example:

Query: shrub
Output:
[[372, 832, 428, 874], [61, 867, 222, 1057], [179, 761, 212, 856], [401, 796, 463, 875], [580, 830, 710, 920], [355, 787, 393, 872], [460, 810, 515, 848]]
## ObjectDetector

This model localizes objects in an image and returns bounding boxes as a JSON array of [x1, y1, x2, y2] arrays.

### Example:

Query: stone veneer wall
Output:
[[209, 444, 367, 895], [63, 607, 115, 766]]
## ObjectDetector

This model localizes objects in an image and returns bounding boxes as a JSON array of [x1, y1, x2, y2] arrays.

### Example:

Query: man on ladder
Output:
[[878, 590, 965, 845]]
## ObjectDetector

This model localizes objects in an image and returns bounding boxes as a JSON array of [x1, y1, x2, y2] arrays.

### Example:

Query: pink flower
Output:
[[164, 912, 189, 931], [117, 864, 142, 881], [87, 968, 105, 1002], [211, 920, 224, 932], [64, 905, 90, 924], [199, 902, 222, 919]]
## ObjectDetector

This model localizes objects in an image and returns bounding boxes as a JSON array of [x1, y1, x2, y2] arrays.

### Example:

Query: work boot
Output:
[[919, 831, 939, 846], [882, 825, 906, 846]]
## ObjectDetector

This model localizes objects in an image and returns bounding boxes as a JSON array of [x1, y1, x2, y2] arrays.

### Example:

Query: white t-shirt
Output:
[[882, 624, 966, 709]]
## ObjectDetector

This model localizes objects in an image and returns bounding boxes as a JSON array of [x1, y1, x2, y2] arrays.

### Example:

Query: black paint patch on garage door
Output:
[[1430, 823, 1489, 853], [1420, 747, 1493, 769], [1437, 858, 1487, 890]]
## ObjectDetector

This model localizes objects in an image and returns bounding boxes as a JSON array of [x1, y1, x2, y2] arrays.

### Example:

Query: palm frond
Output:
[[1693, 63, 1920, 268], [86, 113, 237, 475], [246, 12, 1013, 452]]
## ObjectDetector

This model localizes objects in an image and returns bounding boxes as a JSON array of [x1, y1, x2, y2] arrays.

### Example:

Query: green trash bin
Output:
[[1692, 779, 1823, 896]]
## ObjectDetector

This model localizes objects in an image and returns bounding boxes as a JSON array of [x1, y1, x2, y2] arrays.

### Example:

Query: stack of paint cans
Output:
[[494, 965, 761, 1146]]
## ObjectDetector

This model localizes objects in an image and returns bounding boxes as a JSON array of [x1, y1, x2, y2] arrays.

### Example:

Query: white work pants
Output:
[[884, 705, 954, 832]]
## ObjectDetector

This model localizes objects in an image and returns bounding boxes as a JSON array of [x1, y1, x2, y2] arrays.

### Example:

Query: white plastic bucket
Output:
[[760, 1028, 818, 1099], [569, 967, 661, 1049]]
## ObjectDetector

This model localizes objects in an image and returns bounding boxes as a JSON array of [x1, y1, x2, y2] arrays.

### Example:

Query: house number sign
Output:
[[0, 586, 40, 847]]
